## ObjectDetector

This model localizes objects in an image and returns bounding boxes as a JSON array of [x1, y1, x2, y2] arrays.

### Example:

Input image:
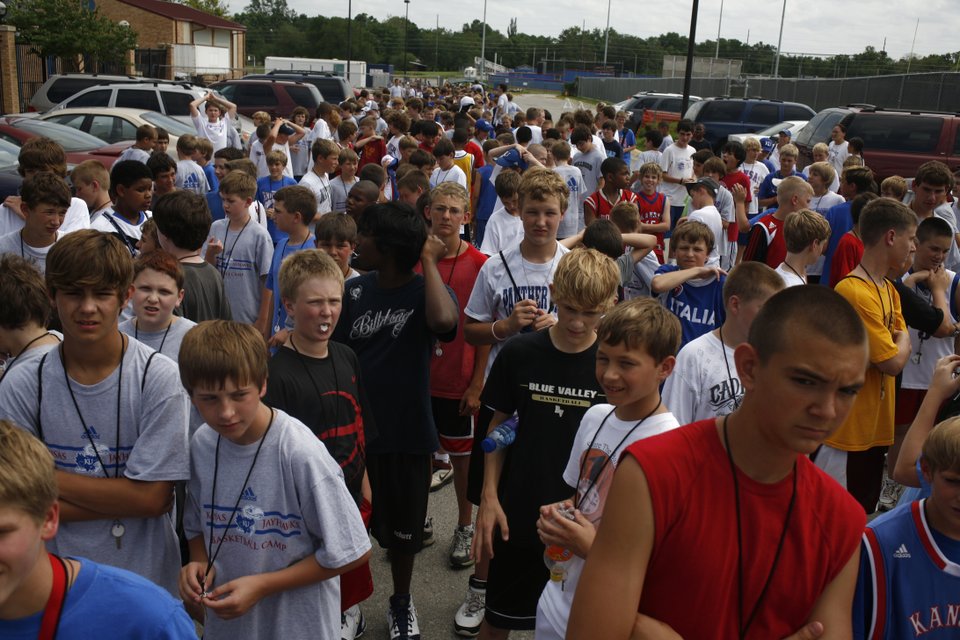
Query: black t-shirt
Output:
[[482, 329, 605, 545], [332, 272, 457, 454], [265, 342, 374, 504], [894, 279, 944, 336], [179, 261, 232, 322]]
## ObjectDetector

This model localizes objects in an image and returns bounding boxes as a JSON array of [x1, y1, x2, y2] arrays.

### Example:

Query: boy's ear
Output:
[[920, 457, 934, 485], [244, 197, 255, 207], [282, 296, 295, 317], [657, 355, 676, 382], [40, 502, 60, 542], [733, 342, 759, 393]]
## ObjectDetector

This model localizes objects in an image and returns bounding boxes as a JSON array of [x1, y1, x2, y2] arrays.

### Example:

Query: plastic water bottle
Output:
[[481, 415, 519, 453], [543, 503, 576, 583]]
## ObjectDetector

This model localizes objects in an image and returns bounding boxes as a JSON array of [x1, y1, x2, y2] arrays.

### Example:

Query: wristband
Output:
[[490, 320, 506, 342]]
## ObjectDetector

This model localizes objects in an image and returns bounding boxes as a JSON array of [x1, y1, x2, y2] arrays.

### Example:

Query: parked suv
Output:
[[50, 82, 217, 123], [244, 72, 352, 104], [794, 105, 960, 180], [29, 73, 176, 112], [613, 92, 701, 132], [208, 79, 322, 119], [684, 98, 816, 152]]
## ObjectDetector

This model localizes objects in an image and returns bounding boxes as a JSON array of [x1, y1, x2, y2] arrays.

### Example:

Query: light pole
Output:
[[479, 0, 487, 81], [681, 0, 699, 116], [715, 0, 724, 59], [346, 0, 352, 84], [602, 0, 611, 67], [403, 0, 411, 78], [773, 0, 786, 76]]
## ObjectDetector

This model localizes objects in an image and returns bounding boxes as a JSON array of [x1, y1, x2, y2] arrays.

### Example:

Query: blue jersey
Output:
[[257, 175, 297, 244], [475, 165, 498, 222], [821, 201, 853, 286], [854, 499, 960, 639], [654, 264, 725, 347]]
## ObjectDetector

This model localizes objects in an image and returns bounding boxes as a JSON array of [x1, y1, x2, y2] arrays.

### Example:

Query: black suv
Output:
[[244, 72, 352, 104], [613, 92, 701, 132], [684, 98, 816, 152], [794, 105, 960, 180]]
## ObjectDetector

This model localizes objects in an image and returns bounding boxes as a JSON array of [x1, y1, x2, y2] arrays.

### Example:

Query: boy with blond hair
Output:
[[662, 262, 784, 425], [0, 230, 190, 595], [0, 172, 70, 274], [205, 170, 273, 328], [70, 160, 112, 225], [265, 250, 375, 639], [473, 249, 620, 638], [744, 176, 814, 268], [258, 149, 298, 244], [0, 420, 196, 637], [535, 297, 682, 640], [178, 321, 371, 638], [652, 221, 725, 348], [264, 185, 317, 344], [777, 209, 831, 287], [881, 175, 908, 200], [194, 137, 217, 193]]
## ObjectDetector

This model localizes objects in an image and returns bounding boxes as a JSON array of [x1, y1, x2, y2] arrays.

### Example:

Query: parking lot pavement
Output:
[[513, 92, 594, 116]]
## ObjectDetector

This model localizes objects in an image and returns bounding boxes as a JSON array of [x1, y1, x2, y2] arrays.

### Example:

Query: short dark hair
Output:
[[432, 137, 455, 158], [0, 254, 50, 329], [570, 125, 592, 145], [692, 149, 715, 165], [858, 198, 916, 247], [600, 157, 627, 179], [20, 172, 71, 209], [515, 126, 533, 144], [274, 185, 317, 226], [644, 129, 663, 147], [917, 216, 954, 245], [850, 192, 879, 226], [721, 140, 746, 164], [419, 120, 440, 139], [214, 147, 244, 161], [356, 201, 427, 271], [842, 166, 875, 194], [750, 285, 866, 364], [111, 159, 154, 197], [582, 219, 623, 260], [145, 153, 175, 180], [315, 211, 358, 244], [152, 191, 211, 250], [676, 119, 694, 133], [357, 163, 386, 188]]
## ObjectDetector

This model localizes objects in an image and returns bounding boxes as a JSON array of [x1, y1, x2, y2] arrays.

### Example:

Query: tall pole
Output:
[[714, 0, 724, 59], [681, 0, 699, 115], [346, 0, 352, 83], [435, 14, 439, 71], [906, 18, 919, 73], [403, 0, 410, 78], [602, 0, 612, 66], [479, 0, 487, 81], [773, 0, 786, 76]]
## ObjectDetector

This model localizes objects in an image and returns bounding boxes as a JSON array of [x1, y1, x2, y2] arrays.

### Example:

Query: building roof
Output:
[[116, 0, 246, 31]]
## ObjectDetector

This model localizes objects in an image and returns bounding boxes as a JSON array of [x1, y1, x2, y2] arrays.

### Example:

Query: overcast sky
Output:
[[228, 0, 956, 61]]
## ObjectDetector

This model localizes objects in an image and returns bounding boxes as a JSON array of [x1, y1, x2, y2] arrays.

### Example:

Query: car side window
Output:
[[116, 89, 161, 111], [66, 89, 111, 108], [699, 101, 744, 122], [236, 84, 278, 107], [162, 92, 195, 116], [46, 114, 88, 130], [784, 105, 814, 120], [659, 98, 683, 112], [88, 115, 135, 144], [847, 115, 943, 153], [750, 103, 780, 126]]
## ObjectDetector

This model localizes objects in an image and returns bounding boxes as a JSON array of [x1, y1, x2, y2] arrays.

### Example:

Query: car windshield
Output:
[[138, 111, 196, 136], [0, 138, 20, 169], [13, 118, 108, 151]]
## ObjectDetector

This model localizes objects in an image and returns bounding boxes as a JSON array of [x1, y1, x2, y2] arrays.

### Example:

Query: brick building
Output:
[[95, 0, 246, 80]]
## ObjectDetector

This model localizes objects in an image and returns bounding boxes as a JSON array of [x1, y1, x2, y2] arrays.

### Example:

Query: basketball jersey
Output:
[[902, 270, 960, 390], [584, 189, 640, 220], [857, 500, 960, 639], [637, 191, 666, 263]]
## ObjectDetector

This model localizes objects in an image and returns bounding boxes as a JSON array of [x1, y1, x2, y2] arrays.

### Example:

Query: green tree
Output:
[[8, 0, 138, 70], [178, 0, 231, 18]]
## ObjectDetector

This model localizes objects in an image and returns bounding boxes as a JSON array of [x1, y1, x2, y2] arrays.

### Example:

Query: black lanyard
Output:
[[219, 218, 251, 278], [204, 410, 275, 590], [722, 415, 797, 639], [575, 401, 661, 511]]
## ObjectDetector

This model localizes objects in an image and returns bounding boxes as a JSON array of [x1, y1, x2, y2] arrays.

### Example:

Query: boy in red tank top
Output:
[[568, 285, 869, 640], [633, 162, 670, 264]]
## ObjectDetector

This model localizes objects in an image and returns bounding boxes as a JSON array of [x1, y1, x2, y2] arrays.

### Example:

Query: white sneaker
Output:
[[454, 576, 486, 637], [877, 471, 904, 512], [431, 466, 454, 491], [449, 524, 475, 568], [341, 604, 365, 640], [388, 594, 421, 640]]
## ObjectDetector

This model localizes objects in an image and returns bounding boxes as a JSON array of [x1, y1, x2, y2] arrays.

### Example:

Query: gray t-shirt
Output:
[[118, 317, 196, 363], [0, 230, 59, 274], [175, 159, 210, 195], [572, 145, 607, 196], [205, 219, 273, 324], [180, 261, 233, 322], [184, 410, 371, 640], [0, 338, 190, 595]]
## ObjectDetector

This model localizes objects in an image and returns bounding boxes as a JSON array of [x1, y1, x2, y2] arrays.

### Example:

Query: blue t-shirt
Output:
[[603, 138, 623, 159], [655, 264, 726, 347], [0, 557, 195, 639], [475, 165, 498, 223], [206, 191, 225, 222], [267, 234, 314, 335], [257, 175, 298, 244], [617, 128, 636, 160], [757, 169, 803, 203], [332, 272, 457, 454], [202, 163, 218, 193], [821, 201, 853, 286]]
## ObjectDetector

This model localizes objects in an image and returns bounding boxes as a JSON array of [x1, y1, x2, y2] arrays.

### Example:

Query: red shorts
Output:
[[340, 497, 373, 610], [895, 388, 927, 426]]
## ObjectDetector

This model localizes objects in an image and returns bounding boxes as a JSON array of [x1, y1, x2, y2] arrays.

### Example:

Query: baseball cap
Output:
[[495, 147, 528, 171], [460, 96, 476, 108], [685, 176, 719, 197], [278, 123, 295, 136], [475, 119, 495, 134], [778, 129, 792, 138], [760, 137, 776, 153]]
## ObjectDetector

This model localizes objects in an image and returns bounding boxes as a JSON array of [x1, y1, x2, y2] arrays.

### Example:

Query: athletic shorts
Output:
[[340, 496, 374, 610], [431, 396, 474, 456], [812, 444, 886, 514], [367, 452, 431, 553], [895, 388, 927, 425], [485, 538, 549, 630], [467, 405, 495, 506]]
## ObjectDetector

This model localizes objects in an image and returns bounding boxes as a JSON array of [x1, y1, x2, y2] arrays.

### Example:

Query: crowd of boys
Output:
[[1, 83, 959, 640]]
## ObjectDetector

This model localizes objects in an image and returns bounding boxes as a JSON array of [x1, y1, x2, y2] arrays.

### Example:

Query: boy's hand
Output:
[[928, 264, 950, 292], [698, 266, 726, 280], [506, 299, 539, 334], [205, 236, 223, 259], [266, 207, 276, 220], [267, 328, 289, 348], [421, 234, 447, 264], [537, 502, 596, 558], [179, 561, 213, 604], [927, 354, 960, 402], [4, 195, 23, 219], [782, 622, 825, 640], [731, 183, 747, 203], [202, 574, 266, 620], [473, 495, 508, 562], [630, 614, 684, 640], [459, 381, 483, 416], [531, 309, 555, 331]]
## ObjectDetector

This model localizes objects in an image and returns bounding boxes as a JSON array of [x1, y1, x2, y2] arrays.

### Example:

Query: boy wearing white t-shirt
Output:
[[430, 138, 468, 189], [775, 209, 831, 287], [190, 95, 238, 153], [534, 298, 682, 640], [552, 141, 587, 239], [0, 172, 70, 275], [479, 171, 523, 256], [681, 177, 724, 267], [659, 119, 695, 235]]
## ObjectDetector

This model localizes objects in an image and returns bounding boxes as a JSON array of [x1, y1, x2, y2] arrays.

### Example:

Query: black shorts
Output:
[[467, 405, 495, 506], [431, 396, 474, 455], [367, 451, 431, 553], [485, 538, 549, 630]]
